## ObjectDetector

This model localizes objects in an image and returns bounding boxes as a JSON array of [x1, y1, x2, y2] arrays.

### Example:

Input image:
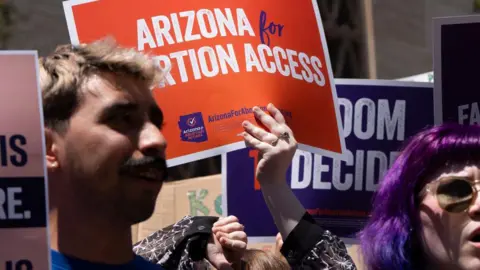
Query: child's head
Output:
[[232, 249, 290, 270]]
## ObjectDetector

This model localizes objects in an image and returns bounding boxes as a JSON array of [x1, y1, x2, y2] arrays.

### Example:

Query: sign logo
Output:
[[187, 117, 197, 127], [179, 112, 208, 143]]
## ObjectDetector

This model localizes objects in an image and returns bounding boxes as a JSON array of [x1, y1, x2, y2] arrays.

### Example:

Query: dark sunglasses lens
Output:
[[437, 179, 474, 213]]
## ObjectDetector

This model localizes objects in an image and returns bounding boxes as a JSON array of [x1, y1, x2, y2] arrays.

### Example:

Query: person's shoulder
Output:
[[51, 249, 74, 270], [51, 249, 108, 270], [51, 250, 164, 270]]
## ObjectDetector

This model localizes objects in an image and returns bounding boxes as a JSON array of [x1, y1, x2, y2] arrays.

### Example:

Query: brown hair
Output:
[[39, 37, 164, 133], [232, 249, 290, 270]]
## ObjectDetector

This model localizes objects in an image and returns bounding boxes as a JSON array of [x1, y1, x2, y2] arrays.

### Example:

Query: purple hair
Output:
[[358, 123, 480, 270]]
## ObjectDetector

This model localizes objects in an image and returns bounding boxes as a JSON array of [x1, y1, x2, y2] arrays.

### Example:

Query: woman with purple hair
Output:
[[359, 123, 480, 270], [238, 102, 480, 269]]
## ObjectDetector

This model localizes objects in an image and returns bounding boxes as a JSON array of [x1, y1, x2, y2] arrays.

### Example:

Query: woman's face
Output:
[[420, 165, 480, 270]]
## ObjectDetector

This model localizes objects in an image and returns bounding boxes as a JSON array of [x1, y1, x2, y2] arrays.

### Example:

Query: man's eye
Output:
[[120, 112, 134, 123], [108, 113, 130, 123], [107, 112, 141, 129]]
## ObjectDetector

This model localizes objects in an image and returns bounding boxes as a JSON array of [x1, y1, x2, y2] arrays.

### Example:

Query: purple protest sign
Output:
[[222, 79, 434, 242], [434, 15, 480, 125]]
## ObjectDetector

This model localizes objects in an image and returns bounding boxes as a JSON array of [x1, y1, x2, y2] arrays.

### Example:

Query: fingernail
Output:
[[242, 121, 248, 127]]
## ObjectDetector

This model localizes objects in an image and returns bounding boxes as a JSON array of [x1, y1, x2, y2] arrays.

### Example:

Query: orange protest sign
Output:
[[63, 0, 347, 166]]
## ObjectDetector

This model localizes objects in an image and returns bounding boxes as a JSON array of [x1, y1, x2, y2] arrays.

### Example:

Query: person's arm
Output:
[[242, 104, 357, 269], [262, 179, 356, 269], [259, 181, 305, 239], [280, 212, 356, 269]]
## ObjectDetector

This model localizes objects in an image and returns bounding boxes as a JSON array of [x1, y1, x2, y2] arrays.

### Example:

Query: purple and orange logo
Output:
[[178, 112, 208, 143], [186, 117, 197, 127]]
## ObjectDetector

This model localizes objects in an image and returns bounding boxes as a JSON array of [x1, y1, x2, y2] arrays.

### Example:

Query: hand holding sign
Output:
[[240, 103, 305, 239], [241, 103, 297, 183]]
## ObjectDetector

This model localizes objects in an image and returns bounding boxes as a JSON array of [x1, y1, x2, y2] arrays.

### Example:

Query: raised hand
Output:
[[239, 103, 305, 240], [240, 103, 297, 183]]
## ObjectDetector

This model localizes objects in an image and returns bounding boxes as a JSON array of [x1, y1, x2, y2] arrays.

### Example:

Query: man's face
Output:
[[52, 71, 167, 225]]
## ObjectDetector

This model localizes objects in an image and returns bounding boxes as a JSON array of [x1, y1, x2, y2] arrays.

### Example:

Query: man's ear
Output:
[[45, 128, 60, 171]]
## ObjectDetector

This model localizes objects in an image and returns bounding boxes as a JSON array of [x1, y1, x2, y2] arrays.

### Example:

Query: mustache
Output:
[[119, 156, 168, 180]]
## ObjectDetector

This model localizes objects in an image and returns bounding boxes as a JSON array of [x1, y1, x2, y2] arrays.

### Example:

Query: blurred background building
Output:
[[1, 0, 476, 179]]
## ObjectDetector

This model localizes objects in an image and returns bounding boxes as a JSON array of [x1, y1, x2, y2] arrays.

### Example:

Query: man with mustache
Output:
[[41, 38, 247, 269]]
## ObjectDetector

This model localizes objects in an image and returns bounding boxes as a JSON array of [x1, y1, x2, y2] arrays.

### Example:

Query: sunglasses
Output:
[[423, 177, 480, 213]]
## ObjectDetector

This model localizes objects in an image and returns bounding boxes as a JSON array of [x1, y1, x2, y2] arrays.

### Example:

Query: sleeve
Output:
[[133, 215, 219, 270], [280, 212, 357, 270]]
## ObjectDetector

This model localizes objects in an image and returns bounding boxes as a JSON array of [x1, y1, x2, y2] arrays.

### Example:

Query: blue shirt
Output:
[[51, 250, 165, 270]]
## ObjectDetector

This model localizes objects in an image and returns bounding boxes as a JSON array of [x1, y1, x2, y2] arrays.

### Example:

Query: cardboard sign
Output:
[[222, 79, 434, 242], [398, 71, 434, 83], [62, 0, 346, 167], [132, 175, 223, 242], [0, 53, 50, 269], [433, 15, 480, 125]]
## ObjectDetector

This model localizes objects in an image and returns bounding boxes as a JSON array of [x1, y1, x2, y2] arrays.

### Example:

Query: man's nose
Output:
[[138, 122, 167, 156]]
